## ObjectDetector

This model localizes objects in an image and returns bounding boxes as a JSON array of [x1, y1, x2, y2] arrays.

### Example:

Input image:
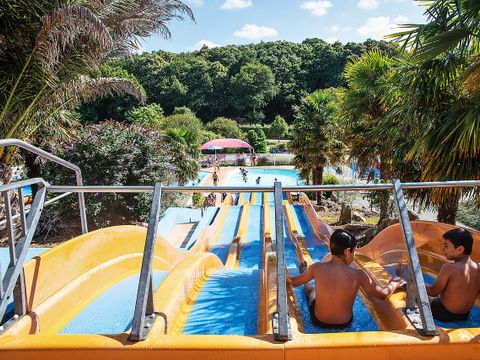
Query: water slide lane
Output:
[[182, 269, 260, 335], [253, 192, 263, 205], [60, 271, 169, 334], [383, 265, 480, 329], [284, 204, 378, 333], [268, 203, 298, 268], [209, 206, 242, 264], [291, 204, 329, 262], [239, 205, 263, 269]]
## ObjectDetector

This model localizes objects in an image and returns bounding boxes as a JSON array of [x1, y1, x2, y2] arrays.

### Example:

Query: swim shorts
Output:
[[309, 300, 353, 328], [431, 298, 469, 322]]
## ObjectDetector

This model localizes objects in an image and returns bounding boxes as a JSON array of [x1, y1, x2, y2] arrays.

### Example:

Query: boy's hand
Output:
[[286, 273, 293, 285], [390, 276, 407, 290]]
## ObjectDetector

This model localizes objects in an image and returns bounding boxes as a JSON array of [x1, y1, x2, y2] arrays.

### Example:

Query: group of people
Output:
[[239, 167, 248, 183], [287, 227, 479, 327]]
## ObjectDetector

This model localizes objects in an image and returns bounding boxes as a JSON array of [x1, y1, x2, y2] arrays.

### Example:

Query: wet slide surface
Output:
[[60, 271, 169, 334], [183, 269, 260, 335], [289, 268, 378, 333], [209, 206, 242, 264], [291, 205, 329, 262], [239, 205, 263, 269], [286, 205, 377, 333], [384, 265, 480, 329]]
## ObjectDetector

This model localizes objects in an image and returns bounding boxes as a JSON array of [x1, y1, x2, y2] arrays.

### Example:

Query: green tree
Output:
[[269, 115, 289, 139], [205, 117, 242, 138], [230, 63, 276, 122], [0, 0, 193, 181], [254, 129, 268, 153], [339, 50, 395, 220], [126, 104, 164, 127], [290, 89, 344, 205]]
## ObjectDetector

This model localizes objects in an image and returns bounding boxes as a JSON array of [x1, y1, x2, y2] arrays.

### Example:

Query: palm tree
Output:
[[290, 89, 344, 205], [338, 50, 395, 221], [387, 0, 480, 223], [0, 0, 193, 182]]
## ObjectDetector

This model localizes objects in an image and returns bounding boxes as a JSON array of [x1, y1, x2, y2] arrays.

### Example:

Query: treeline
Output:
[[81, 39, 398, 124]]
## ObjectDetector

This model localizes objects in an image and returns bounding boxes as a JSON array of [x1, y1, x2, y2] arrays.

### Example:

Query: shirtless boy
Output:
[[427, 228, 480, 322], [287, 229, 405, 327]]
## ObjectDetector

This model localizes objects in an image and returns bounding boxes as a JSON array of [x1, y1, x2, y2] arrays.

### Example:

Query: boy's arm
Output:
[[426, 265, 450, 297], [358, 269, 405, 300], [287, 265, 314, 287]]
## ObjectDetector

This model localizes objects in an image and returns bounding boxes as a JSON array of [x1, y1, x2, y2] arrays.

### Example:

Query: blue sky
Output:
[[140, 0, 427, 53]]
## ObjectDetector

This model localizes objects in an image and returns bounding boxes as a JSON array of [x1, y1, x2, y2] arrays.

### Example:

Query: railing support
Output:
[[392, 179, 437, 336], [129, 183, 163, 341], [272, 182, 291, 341], [0, 139, 88, 233], [0, 179, 47, 334]]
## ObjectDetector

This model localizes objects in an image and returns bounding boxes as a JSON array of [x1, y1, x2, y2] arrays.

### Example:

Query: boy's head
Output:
[[442, 228, 473, 260], [330, 229, 357, 264]]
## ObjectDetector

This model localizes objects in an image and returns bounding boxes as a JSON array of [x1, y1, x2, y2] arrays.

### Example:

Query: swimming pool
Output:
[[226, 168, 304, 186]]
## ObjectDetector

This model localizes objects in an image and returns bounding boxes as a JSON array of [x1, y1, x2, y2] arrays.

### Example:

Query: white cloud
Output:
[[233, 24, 278, 39], [192, 40, 220, 50], [189, 0, 204, 6], [301, 1, 333, 16], [357, 16, 402, 39], [326, 37, 338, 43], [221, 0, 252, 10], [394, 15, 408, 23], [328, 24, 351, 32], [357, 0, 378, 9]]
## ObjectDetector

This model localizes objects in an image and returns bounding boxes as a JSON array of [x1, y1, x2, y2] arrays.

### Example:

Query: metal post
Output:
[[129, 183, 163, 341], [0, 182, 46, 333], [272, 181, 291, 341], [392, 179, 437, 336]]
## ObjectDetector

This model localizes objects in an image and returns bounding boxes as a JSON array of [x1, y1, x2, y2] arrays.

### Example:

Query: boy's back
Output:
[[310, 261, 360, 324], [435, 259, 480, 314]]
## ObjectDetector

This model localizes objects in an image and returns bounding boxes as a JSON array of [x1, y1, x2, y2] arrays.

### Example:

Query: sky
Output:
[[140, 0, 428, 53]]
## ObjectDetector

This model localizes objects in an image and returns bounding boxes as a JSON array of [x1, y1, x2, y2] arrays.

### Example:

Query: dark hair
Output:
[[330, 229, 357, 257], [443, 228, 473, 255]]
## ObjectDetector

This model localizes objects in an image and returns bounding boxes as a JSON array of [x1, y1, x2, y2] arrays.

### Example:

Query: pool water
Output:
[[226, 168, 304, 186]]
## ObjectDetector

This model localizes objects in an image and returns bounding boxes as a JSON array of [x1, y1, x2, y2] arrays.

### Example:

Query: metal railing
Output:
[[0, 139, 87, 233], [0, 178, 47, 334], [1, 175, 479, 339], [47, 179, 480, 338]]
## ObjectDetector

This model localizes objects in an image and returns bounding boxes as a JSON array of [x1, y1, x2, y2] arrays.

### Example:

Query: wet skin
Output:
[[287, 247, 405, 325], [427, 239, 480, 314]]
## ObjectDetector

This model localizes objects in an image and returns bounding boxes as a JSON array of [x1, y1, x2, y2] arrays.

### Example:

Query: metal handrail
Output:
[[129, 183, 163, 341], [392, 180, 437, 336], [272, 181, 291, 341], [48, 180, 480, 194], [0, 178, 47, 334], [0, 139, 87, 233]]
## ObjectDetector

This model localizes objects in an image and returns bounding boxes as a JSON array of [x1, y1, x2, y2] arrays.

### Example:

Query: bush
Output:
[[161, 113, 203, 142], [269, 142, 289, 153], [457, 200, 480, 230], [322, 173, 340, 198], [126, 103, 164, 127], [42, 121, 195, 229], [270, 115, 289, 139], [205, 117, 242, 139]]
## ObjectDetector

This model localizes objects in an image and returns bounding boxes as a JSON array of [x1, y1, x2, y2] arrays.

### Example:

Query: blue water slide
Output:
[[239, 205, 263, 269], [289, 269, 378, 333], [209, 206, 242, 264], [185, 207, 220, 250], [253, 192, 263, 205], [183, 269, 260, 335], [291, 205, 329, 262], [60, 271, 169, 334]]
